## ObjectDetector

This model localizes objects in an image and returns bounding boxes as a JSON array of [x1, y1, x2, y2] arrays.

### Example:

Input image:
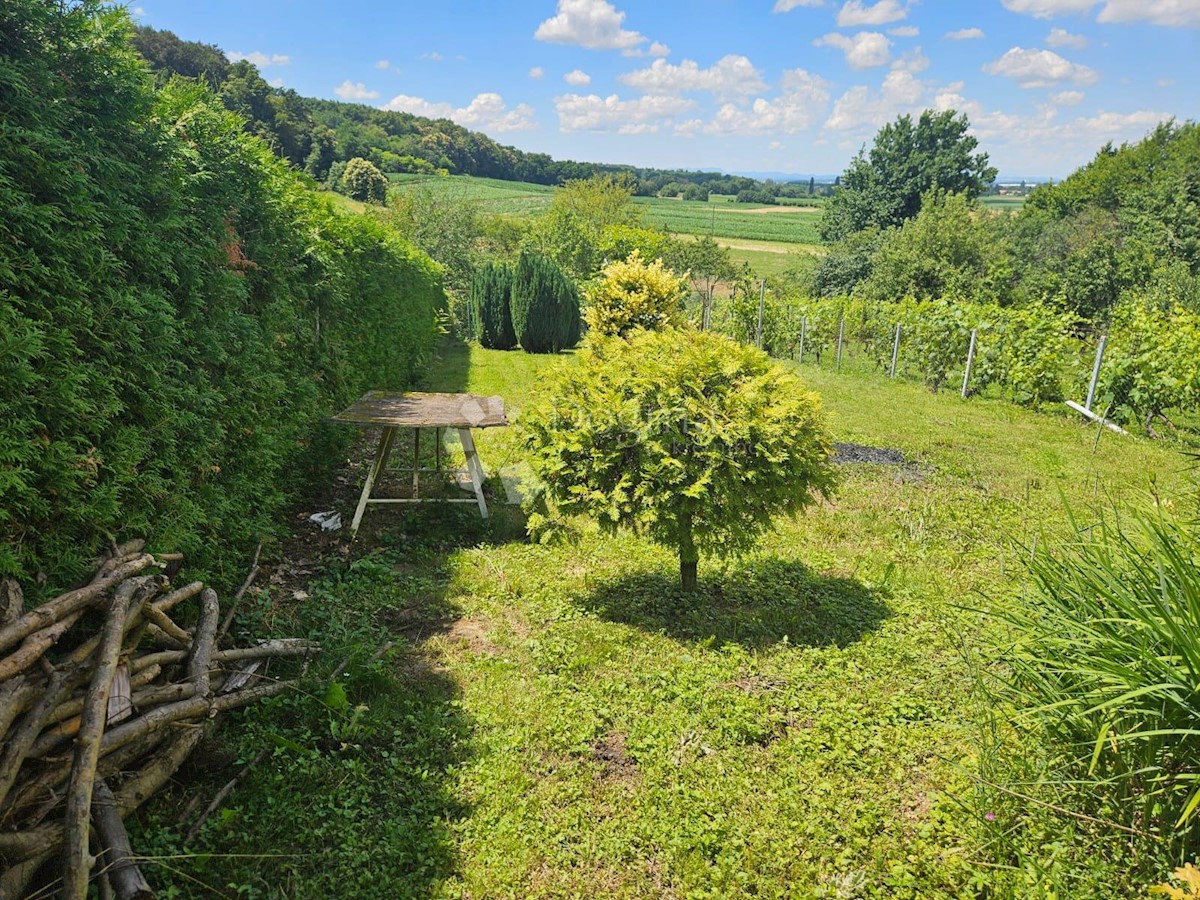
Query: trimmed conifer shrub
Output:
[[470, 262, 517, 349], [510, 251, 582, 354]]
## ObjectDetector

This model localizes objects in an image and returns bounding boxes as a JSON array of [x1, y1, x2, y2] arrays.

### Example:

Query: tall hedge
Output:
[[470, 262, 517, 349], [510, 251, 582, 354], [0, 0, 444, 590]]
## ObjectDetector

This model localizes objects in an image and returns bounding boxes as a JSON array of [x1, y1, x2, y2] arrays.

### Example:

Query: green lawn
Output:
[[137, 342, 1188, 898]]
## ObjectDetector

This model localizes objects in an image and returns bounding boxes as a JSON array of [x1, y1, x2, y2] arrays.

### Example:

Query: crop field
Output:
[[385, 174, 823, 244], [141, 341, 1188, 899], [710, 236, 825, 278]]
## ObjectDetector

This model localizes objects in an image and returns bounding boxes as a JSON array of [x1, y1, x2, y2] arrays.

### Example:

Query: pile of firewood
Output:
[[0, 541, 317, 899]]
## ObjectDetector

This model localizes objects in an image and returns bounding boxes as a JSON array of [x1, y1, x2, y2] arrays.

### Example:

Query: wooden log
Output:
[[113, 724, 206, 812], [216, 543, 262, 644], [0, 554, 155, 657], [0, 847, 53, 899], [91, 541, 147, 582], [0, 607, 90, 682], [67, 577, 165, 666], [0, 666, 75, 809], [61, 581, 135, 900], [189, 589, 219, 697], [153, 581, 204, 615], [141, 605, 191, 645], [1, 577, 22, 627], [91, 780, 154, 900]]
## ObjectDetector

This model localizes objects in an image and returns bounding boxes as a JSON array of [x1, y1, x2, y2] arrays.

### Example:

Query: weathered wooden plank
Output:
[[331, 391, 508, 429]]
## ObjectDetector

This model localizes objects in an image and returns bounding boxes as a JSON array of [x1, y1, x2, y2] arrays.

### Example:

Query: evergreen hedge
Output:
[[470, 262, 517, 349], [510, 251, 582, 354], [0, 1, 444, 591]]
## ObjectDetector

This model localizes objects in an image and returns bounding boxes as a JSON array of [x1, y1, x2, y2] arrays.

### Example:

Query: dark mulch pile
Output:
[[832, 442, 924, 481]]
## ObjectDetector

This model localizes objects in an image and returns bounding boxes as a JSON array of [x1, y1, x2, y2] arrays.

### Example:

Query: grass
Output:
[[714, 237, 825, 279], [133, 339, 1193, 898], [383, 173, 823, 245]]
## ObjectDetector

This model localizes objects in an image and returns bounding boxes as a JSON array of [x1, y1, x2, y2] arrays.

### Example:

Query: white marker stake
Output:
[[835, 316, 845, 372], [798, 316, 807, 363], [890, 324, 901, 378], [961, 329, 977, 399], [1085, 334, 1107, 412]]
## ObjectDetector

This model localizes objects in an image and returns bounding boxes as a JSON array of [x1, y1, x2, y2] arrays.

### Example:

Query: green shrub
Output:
[[1101, 300, 1200, 431], [520, 330, 836, 589], [510, 250, 581, 354], [584, 250, 687, 338], [339, 156, 388, 204], [0, 1, 443, 590], [470, 262, 516, 349]]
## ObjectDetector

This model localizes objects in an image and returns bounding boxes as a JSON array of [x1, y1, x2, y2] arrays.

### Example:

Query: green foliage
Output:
[[1100, 299, 1200, 429], [339, 157, 388, 204], [470, 262, 517, 349], [510, 251, 581, 354], [895, 299, 972, 391], [527, 174, 642, 279], [584, 250, 688, 337], [972, 302, 1078, 406], [993, 505, 1200, 860], [0, 1, 443, 588], [520, 330, 837, 588], [821, 110, 997, 243]]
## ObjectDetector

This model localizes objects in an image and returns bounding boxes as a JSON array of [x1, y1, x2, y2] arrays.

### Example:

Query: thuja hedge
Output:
[[0, 1, 444, 590]]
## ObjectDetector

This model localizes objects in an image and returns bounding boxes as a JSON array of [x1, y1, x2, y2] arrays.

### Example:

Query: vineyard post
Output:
[[890, 324, 901, 378], [836, 315, 845, 372], [1085, 334, 1107, 412], [961, 329, 977, 399], [755, 279, 765, 349], [798, 316, 807, 363]]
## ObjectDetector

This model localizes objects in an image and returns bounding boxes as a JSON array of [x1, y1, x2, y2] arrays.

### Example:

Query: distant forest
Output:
[[130, 25, 823, 199]]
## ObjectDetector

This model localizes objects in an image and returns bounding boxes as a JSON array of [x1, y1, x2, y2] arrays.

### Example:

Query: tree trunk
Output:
[[680, 559, 698, 592], [678, 517, 699, 592]]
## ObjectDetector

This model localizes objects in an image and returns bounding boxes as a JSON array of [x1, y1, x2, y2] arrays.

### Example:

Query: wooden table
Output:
[[331, 391, 509, 536]]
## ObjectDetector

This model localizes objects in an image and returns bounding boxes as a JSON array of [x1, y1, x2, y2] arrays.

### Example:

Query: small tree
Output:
[[585, 250, 687, 338], [339, 157, 388, 204], [510, 250, 581, 353], [521, 330, 836, 590], [470, 262, 517, 349]]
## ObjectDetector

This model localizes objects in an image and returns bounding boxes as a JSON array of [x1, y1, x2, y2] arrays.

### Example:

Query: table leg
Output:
[[457, 428, 489, 519], [351, 426, 396, 538]]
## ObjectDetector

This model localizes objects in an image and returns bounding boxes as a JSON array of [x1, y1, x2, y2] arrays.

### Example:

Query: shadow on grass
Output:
[[579, 556, 891, 650]]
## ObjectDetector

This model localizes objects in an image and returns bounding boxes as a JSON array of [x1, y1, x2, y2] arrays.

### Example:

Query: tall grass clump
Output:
[[997, 505, 1200, 860]]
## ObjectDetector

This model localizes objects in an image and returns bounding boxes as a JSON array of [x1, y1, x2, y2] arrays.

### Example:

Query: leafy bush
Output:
[[996, 505, 1200, 858], [339, 157, 389, 204], [0, 1, 443, 588], [584, 250, 687, 337], [510, 250, 581, 353], [469, 262, 516, 349], [520, 330, 836, 589], [897, 299, 972, 391], [1100, 300, 1200, 431]]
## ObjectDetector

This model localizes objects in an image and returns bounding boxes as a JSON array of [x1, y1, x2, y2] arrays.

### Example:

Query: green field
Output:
[[980, 195, 1027, 210], [386, 173, 823, 245], [144, 341, 1186, 899], [711, 237, 825, 278]]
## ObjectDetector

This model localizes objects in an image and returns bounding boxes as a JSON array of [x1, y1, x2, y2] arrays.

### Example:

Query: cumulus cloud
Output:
[[384, 92, 536, 132], [334, 81, 379, 101], [773, 0, 825, 10], [705, 68, 833, 134], [269, 77, 285, 88], [1050, 89, 1085, 105], [891, 47, 930, 72], [419, 51, 444, 61], [889, 25, 920, 36], [375, 59, 390, 70], [1002, 0, 1200, 26], [1046, 27, 1088, 48], [554, 92, 696, 133], [983, 47, 1098, 88], [623, 40, 671, 58], [945, 27, 985, 39], [837, 0, 911, 26], [564, 69, 592, 86], [529, 66, 545, 79], [534, 0, 651, 50], [226, 51, 290, 67], [824, 68, 925, 131], [619, 55, 767, 100], [814, 31, 892, 68]]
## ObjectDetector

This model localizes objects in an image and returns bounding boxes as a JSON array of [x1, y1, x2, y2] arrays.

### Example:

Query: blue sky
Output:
[[133, 0, 1199, 178]]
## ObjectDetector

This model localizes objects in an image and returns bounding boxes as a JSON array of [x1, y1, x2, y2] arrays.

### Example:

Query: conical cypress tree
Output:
[[511, 250, 581, 354], [471, 261, 517, 349]]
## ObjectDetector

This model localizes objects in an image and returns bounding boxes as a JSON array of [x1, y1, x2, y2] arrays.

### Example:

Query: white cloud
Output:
[[837, 0, 911, 27], [376, 60, 390, 70], [1050, 89, 1085, 104], [334, 81, 380, 101], [891, 47, 930, 72], [622, 40, 671, 58], [529, 66, 545, 79], [226, 51, 291, 67], [132, 6, 146, 16], [420, 51, 444, 61], [1046, 27, 1088, 48], [945, 27, 985, 39], [824, 68, 925, 131], [706, 68, 832, 134], [554, 92, 696, 133], [1002, 0, 1200, 26], [564, 69, 592, 86], [674, 118, 704, 136], [619, 55, 767, 100], [769, 140, 784, 149], [269, 77, 285, 88], [1156, 76, 1176, 87], [534, 0, 649, 50], [983, 47, 1098, 88], [384, 92, 536, 132], [889, 25, 920, 36], [814, 31, 892, 68], [774, 0, 825, 10]]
